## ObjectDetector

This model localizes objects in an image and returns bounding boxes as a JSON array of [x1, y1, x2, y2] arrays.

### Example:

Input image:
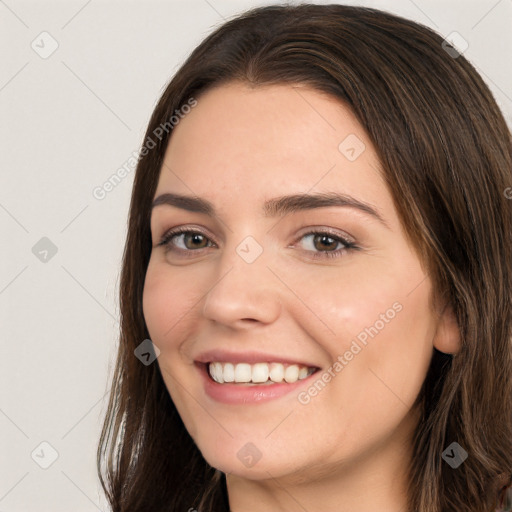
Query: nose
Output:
[[201, 244, 282, 328]]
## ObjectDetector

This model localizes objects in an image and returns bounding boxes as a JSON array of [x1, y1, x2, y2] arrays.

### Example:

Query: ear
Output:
[[432, 303, 461, 355]]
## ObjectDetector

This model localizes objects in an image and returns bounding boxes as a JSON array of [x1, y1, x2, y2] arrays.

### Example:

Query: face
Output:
[[142, 81, 448, 482]]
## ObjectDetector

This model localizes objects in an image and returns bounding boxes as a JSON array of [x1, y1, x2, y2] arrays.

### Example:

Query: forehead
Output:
[[155, 81, 394, 222]]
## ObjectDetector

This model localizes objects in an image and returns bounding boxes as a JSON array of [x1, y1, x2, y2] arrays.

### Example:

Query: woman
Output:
[[97, 4, 512, 511]]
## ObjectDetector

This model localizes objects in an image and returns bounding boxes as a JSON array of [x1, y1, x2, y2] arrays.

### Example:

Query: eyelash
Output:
[[156, 227, 358, 260]]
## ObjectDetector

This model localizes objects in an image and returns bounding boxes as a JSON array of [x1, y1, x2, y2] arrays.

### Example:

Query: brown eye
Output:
[[182, 232, 209, 249], [295, 230, 357, 260], [312, 234, 339, 252], [157, 228, 215, 253]]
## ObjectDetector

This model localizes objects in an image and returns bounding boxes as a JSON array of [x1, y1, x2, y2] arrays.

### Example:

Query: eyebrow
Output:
[[151, 191, 389, 228]]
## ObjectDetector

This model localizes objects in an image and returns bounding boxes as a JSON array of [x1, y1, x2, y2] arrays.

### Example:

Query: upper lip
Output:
[[194, 349, 320, 368]]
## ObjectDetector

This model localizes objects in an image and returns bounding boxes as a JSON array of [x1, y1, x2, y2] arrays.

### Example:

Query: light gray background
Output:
[[1, 0, 511, 510]]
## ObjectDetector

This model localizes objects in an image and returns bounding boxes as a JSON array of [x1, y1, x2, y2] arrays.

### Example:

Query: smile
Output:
[[208, 361, 317, 385]]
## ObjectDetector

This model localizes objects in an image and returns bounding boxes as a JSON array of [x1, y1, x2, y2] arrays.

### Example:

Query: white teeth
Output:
[[252, 363, 269, 383], [223, 362, 235, 382], [208, 362, 316, 384], [298, 366, 309, 380], [284, 364, 299, 383], [234, 363, 251, 382], [210, 362, 224, 383], [269, 362, 284, 383]]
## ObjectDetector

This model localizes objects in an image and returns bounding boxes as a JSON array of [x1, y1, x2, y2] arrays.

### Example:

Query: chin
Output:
[[198, 438, 305, 480]]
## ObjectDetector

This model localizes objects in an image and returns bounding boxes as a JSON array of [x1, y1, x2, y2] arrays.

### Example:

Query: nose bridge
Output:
[[201, 233, 282, 325]]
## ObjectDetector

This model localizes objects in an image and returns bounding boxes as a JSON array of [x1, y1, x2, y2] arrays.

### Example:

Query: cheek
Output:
[[142, 260, 206, 437], [286, 256, 434, 406], [291, 251, 433, 346], [142, 260, 199, 351], [333, 269, 433, 418], [278, 256, 423, 347], [142, 263, 171, 344]]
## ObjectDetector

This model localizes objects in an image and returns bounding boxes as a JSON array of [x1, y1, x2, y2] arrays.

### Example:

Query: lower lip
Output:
[[197, 363, 319, 404]]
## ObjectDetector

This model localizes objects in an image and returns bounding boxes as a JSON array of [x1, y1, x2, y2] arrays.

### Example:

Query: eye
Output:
[[157, 227, 215, 256], [156, 226, 358, 260], [293, 229, 357, 260]]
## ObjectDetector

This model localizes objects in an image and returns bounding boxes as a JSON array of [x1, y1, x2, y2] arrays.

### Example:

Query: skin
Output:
[[142, 81, 460, 512]]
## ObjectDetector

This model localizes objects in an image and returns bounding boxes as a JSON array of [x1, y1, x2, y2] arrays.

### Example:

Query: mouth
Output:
[[205, 361, 318, 385], [194, 350, 322, 404], [195, 360, 321, 404]]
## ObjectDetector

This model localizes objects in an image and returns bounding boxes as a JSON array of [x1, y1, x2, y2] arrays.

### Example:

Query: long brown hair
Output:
[[97, 4, 512, 511]]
